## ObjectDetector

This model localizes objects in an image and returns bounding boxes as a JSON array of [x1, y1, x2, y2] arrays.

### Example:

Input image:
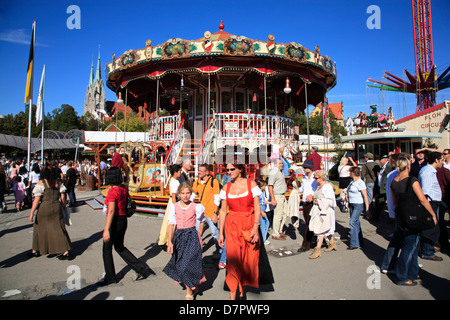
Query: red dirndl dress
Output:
[[224, 179, 261, 293]]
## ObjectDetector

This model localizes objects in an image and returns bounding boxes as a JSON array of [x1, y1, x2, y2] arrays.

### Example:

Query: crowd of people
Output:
[[0, 144, 449, 298], [337, 147, 450, 286]]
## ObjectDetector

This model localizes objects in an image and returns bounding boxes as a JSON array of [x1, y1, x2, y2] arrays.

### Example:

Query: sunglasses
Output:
[[314, 177, 320, 180], [226, 168, 236, 172], [444, 153, 449, 156]]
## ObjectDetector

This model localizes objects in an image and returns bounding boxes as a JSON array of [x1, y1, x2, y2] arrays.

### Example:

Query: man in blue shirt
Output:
[[418, 151, 444, 261]]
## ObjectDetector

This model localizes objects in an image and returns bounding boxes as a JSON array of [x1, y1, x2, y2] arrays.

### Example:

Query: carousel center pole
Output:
[[124, 87, 128, 143], [264, 75, 268, 165]]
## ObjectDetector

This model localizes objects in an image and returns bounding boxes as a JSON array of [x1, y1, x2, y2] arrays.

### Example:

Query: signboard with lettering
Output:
[[164, 122, 173, 132], [225, 121, 238, 131]]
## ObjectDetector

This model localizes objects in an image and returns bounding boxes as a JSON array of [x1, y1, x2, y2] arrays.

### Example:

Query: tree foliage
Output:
[[286, 106, 347, 139]]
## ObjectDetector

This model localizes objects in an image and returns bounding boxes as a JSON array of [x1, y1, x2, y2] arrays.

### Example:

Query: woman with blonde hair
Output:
[[389, 154, 437, 286], [163, 182, 206, 300], [338, 156, 356, 189], [308, 170, 337, 259]]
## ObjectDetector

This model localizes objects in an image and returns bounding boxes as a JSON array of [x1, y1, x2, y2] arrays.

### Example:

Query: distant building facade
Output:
[[84, 47, 105, 119]]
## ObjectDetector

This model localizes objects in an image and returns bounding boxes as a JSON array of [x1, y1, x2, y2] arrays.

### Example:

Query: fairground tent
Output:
[[0, 133, 79, 152]]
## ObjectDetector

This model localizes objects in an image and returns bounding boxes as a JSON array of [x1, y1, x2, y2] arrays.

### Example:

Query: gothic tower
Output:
[[84, 46, 105, 118]]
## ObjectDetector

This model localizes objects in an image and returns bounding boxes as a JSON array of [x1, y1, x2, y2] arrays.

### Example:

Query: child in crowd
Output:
[[257, 179, 271, 245], [163, 182, 206, 300], [12, 176, 26, 211]]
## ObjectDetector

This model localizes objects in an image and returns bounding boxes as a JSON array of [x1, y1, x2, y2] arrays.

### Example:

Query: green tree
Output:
[[50, 104, 81, 132]]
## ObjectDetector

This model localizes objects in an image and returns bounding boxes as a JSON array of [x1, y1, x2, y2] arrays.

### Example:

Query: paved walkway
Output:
[[0, 189, 449, 300]]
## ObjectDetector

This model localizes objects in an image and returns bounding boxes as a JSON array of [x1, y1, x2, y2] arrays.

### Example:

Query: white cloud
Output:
[[0, 28, 48, 47]]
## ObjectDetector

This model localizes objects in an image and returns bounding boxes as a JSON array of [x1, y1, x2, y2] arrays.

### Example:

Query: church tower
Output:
[[84, 46, 105, 119]]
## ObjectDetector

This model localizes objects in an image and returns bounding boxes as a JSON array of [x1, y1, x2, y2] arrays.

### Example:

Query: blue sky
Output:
[[1, 0, 449, 121]]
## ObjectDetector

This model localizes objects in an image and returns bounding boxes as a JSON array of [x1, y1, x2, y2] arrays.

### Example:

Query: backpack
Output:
[[126, 193, 136, 217]]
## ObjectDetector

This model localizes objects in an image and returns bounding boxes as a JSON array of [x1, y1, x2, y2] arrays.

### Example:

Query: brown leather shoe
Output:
[[272, 235, 286, 240], [421, 255, 443, 261]]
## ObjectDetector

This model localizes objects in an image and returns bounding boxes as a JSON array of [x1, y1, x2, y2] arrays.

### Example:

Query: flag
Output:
[[24, 21, 36, 104], [36, 65, 45, 125]]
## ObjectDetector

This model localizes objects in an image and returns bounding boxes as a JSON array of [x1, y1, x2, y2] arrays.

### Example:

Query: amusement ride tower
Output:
[[368, 0, 450, 113]]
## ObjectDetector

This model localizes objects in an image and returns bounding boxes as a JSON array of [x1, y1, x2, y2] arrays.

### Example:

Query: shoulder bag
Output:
[[395, 176, 435, 230], [126, 193, 136, 218]]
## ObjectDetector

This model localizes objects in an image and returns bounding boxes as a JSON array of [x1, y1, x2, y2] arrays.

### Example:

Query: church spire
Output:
[[89, 55, 94, 87], [95, 44, 101, 82]]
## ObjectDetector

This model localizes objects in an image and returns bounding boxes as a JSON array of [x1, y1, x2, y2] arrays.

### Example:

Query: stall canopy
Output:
[[0, 133, 79, 152]]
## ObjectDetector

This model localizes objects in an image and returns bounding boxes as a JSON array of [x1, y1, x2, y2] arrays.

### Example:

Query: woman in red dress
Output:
[[218, 162, 274, 300]]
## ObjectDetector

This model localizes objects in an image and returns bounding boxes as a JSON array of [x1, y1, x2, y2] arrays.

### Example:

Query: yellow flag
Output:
[[24, 21, 35, 104]]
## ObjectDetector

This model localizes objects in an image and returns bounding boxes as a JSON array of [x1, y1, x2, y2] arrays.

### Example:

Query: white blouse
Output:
[[167, 202, 206, 225], [32, 182, 67, 197], [219, 186, 262, 200], [169, 178, 180, 195]]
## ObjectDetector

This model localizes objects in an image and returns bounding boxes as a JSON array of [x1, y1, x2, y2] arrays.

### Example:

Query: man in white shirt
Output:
[[297, 159, 318, 252], [60, 161, 69, 179], [418, 151, 444, 261]]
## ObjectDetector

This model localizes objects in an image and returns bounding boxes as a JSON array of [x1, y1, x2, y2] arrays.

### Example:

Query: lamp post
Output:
[[115, 91, 124, 149]]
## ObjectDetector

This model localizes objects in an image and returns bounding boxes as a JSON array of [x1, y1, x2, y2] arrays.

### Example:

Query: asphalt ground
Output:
[[1, 188, 449, 306]]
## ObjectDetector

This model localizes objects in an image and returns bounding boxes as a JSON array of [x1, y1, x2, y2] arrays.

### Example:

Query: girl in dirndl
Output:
[[163, 182, 206, 300]]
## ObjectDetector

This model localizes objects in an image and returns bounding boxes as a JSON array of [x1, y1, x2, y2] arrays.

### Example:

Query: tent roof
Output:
[[0, 134, 79, 153]]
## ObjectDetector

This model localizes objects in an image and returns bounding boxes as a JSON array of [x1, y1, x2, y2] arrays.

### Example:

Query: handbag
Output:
[[126, 193, 136, 218], [395, 176, 435, 230]]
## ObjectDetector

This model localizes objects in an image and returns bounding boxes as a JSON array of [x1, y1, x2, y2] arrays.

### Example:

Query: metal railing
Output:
[[162, 118, 186, 188], [213, 112, 293, 140], [197, 118, 215, 166], [148, 114, 181, 141]]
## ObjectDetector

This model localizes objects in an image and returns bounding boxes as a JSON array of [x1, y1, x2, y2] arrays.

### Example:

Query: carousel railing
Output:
[[148, 114, 181, 141], [162, 118, 186, 188], [197, 118, 214, 166], [213, 112, 294, 140]]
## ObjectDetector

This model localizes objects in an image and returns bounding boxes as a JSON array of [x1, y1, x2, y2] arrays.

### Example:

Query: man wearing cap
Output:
[[110, 146, 124, 169], [372, 154, 392, 221], [361, 152, 380, 216], [297, 159, 318, 252], [307, 146, 322, 171]]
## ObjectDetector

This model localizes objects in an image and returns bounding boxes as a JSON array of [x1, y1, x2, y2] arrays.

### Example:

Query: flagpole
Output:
[[41, 103, 44, 165], [40, 65, 45, 165], [26, 21, 36, 175]]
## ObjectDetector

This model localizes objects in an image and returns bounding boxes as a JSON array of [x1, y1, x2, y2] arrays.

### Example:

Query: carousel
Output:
[[104, 21, 337, 212]]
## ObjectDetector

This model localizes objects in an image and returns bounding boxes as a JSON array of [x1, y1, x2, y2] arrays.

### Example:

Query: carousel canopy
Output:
[[106, 22, 337, 110]]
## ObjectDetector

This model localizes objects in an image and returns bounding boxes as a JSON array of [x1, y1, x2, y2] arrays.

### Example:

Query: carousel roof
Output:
[[106, 21, 337, 93]]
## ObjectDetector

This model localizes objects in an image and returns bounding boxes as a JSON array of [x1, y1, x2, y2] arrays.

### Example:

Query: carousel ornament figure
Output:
[[387, 107, 395, 132]]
